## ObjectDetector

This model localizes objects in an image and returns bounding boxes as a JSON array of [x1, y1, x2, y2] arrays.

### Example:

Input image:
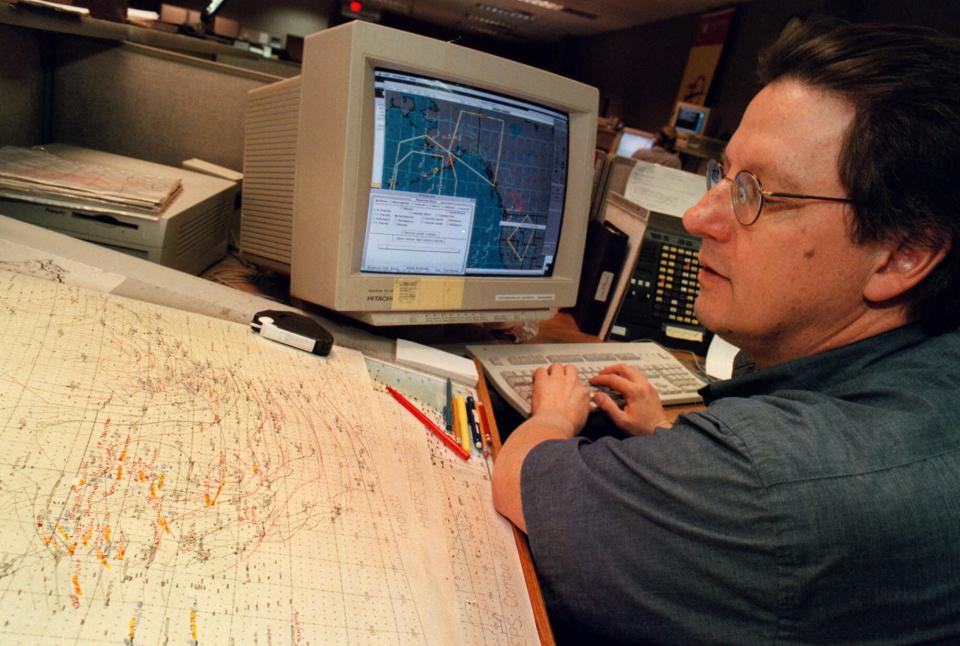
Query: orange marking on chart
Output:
[[95, 548, 110, 568], [82, 526, 93, 547], [104, 524, 111, 543], [128, 617, 137, 641], [116, 465, 123, 480], [72, 575, 82, 596], [138, 469, 146, 482], [157, 473, 165, 489], [204, 482, 224, 507], [67, 542, 77, 556], [150, 481, 157, 499], [117, 543, 126, 560], [56, 524, 70, 543], [158, 516, 171, 534]]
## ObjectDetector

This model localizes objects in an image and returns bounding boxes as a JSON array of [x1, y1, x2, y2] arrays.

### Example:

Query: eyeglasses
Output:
[[706, 159, 853, 225]]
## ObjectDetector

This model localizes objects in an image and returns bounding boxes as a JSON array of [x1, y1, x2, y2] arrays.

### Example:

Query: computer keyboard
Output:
[[467, 342, 707, 417]]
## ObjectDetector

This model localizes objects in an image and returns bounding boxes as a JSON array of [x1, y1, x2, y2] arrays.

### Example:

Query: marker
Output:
[[443, 378, 454, 435], [465, 396, 482, 451], [386, 386, 470, 461], [454, 396, 471, 455]]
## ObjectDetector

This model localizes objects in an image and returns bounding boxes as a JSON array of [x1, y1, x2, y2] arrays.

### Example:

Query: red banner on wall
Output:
[[676, 8, 735, 106]]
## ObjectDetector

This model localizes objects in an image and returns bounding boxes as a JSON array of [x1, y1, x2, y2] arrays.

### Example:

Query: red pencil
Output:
[[476, 400, 493, 459], [386, 386, 470, 461]]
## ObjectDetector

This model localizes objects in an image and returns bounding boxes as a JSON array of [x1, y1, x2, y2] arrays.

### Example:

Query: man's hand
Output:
[[589, 363, 671, 436], [530, 363, 591, 436]]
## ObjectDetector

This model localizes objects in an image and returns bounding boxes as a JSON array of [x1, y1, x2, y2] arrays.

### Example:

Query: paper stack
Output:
[[0, 146, 182, 220]]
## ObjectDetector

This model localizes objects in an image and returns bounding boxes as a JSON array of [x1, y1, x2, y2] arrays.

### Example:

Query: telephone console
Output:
[[609, 211, 711, 354]]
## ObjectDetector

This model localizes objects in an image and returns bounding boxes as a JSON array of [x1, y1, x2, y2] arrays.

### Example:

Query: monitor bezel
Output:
[[672, 101, 711, 136]]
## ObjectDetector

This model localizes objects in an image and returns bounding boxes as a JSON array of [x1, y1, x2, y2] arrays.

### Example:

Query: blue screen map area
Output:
[[372, 69, 569, 276]]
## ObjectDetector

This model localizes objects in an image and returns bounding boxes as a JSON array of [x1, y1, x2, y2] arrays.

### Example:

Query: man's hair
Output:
[[656, 125, 678, 152], [758, 16, 960, 332]]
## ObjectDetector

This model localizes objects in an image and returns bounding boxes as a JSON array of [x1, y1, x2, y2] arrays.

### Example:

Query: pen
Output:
[[443, 378, 454, 435], [466, 396, 482, 451], [385, 386, 470, 461], [454, 395, 471, 455]]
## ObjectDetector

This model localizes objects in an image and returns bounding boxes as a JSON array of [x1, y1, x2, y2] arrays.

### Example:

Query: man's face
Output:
[[683, 79, 887, 366]]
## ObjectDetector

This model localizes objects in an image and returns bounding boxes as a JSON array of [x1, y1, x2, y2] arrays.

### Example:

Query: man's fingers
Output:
[[544, 363, 579, 378], [590, 372, 636, 395], [592, 391, 625, 422], [597, 363, 646, 381]]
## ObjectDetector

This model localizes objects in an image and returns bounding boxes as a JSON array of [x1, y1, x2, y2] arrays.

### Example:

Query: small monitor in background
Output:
[[614, 128, 655, 157], [671, 101, 711, 137]]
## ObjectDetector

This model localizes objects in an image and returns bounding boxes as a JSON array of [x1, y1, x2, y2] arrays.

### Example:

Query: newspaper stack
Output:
[[0, 146, 182, 220]]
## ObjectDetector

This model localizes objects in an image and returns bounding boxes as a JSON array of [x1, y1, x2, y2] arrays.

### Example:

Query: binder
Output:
[[571, 218, 629, 336], [596, 192, 651, 340]]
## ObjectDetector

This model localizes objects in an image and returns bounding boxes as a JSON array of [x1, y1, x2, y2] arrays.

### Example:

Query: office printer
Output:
[[0, 145, 237, 275]]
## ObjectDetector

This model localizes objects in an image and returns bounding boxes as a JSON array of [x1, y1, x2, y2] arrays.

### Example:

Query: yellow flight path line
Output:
[[450, 110, 505, 182], [394, 133, 492, 188]]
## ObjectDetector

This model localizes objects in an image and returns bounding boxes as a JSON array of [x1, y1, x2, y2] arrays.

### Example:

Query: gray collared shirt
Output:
[[521, 324, 960, 644]]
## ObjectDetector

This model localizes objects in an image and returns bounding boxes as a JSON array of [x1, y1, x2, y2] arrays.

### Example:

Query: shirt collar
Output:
[[700, 324, 934, 403]]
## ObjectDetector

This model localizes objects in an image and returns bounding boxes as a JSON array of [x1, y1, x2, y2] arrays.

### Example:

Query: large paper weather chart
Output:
[[0, 269, 537, 645]]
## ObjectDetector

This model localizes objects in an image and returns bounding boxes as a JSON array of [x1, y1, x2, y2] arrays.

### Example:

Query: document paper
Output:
[[0, 270, 537, 645], [624, 160, 705, 218]]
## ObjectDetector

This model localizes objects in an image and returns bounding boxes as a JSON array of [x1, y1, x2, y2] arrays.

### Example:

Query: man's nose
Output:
[[683, 182, 732, 241]]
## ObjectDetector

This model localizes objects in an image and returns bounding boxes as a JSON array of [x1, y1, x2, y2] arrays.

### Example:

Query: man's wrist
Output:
[[526, 412, 579, 439]]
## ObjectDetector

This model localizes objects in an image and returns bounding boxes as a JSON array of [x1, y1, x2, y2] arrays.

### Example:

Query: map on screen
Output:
[[365, 69, 569, 277]]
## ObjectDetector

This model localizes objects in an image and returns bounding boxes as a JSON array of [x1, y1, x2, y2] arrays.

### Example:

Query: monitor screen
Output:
[[363, 69, 569, 277], [673, 102, 710, 136], [614, 128, 655, 157]]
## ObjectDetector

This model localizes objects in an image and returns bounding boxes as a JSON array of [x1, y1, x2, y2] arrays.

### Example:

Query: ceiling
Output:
[[350, 0, 747, 41]]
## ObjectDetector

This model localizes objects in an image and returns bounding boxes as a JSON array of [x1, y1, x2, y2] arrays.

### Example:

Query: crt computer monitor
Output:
[[614, 127, 655, 157], [671, 101, 711, 137], [281, 21, 598, 326]]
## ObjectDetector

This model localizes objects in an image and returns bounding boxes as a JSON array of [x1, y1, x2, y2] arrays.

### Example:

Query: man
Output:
[[631, 125, 682, 169], [492, 17, 960, 644]]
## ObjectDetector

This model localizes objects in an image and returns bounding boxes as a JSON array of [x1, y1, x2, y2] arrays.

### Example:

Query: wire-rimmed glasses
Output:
[[706, 159, 853, 225]]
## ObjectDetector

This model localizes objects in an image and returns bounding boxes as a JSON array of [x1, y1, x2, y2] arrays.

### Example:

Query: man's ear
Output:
[[864, 240, 950, 303]]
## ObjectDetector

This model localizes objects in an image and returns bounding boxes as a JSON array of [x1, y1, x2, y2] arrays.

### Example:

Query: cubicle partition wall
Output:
[[0, 20, 284, 173], [0, 24, 45, 147], [52, 37, 279, 172]]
